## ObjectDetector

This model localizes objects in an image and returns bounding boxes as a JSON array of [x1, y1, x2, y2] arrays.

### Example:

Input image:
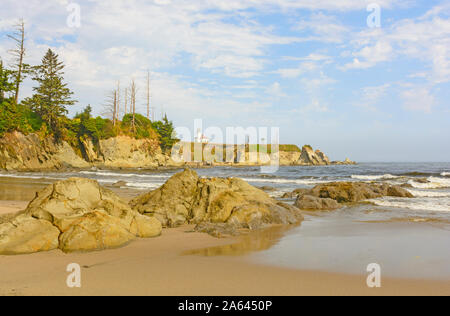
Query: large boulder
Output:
[[307, 182, 414, 203], [297, 145, 330, 166], [0, 215, 60, 255], [130, 169, 303, 233], [0, 178, 161, 255], [295, 195, 340, 211], [292, 182, 414, 211]]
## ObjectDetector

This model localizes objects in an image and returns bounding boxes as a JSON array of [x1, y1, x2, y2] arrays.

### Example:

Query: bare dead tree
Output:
[[124, 87, 128, 115], [129, 80, 137, 132], [8, 19, 26, 104], [113, 90, 117, 126], [116, 80, 120, 122], [146, 70, 150, 120], [103, 89, 118, 124]]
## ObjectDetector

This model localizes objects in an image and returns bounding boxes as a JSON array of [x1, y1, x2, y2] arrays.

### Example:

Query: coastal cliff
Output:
[[0, 132, 355, 171], [0, 131, 89, 171]]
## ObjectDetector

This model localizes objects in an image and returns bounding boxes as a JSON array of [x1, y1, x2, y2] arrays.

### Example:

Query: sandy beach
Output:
[[1, 199, 449, 296]]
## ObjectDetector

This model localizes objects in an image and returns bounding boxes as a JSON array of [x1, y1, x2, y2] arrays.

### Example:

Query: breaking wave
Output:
[[408, 177, 450, 189], [351, 174, 398, 181], [370, 197, 450, 212]]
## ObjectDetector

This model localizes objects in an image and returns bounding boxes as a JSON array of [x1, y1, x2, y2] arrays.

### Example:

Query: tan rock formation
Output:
[[130, 169, 303, 233], [295, 195, 340, 211], [291, 181, 414, 211], [0, 178, 161, 255], [297, 145, 330, 165], [0, 132, 89, 171]]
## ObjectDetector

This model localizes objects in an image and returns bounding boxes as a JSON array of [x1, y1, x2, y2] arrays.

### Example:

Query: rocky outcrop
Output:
[[291, 182, 414, 211], [331, 158, 357, 165], [307, 182, 413, 203], [296, 145, 355, 166], [295, 195, 340, 211], [297, 146, 327, 165], [130, 169, 303, 234], [0, 178, 161, 255], [0, 132, 184, 171], [0, 132, 90, 171], [0, 132, 355, 170], [80, 135, 183, 169], [279, 151, 301, 166]]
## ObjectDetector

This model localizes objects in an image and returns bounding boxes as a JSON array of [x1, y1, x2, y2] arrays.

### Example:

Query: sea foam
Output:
[[408, 177, 450, 189], [371, 197, 450, 212], [351, 174, 398, 181]]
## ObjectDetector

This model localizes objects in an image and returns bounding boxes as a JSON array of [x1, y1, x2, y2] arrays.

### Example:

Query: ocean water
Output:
[[1, 162, 448, 216]]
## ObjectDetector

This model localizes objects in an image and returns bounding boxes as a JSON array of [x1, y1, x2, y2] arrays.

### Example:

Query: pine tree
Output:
[[24, 49, 75, 138], [0, 60, 15, 102], [153, 114, 178, 153]]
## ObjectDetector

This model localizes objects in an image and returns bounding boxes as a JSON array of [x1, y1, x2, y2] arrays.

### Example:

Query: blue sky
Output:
[[0, 0, 449, 162]]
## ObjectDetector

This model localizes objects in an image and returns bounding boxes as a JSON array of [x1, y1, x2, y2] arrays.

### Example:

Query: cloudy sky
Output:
[[0, 0, 449, 162]]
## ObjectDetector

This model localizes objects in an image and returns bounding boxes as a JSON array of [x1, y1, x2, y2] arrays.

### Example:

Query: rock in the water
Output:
[[111, 180, 127, 188], [282, 188, 310, 199], [307, 182, 414, 203], [130, 169, 303, 232], [295, 195, 340, 211], [0, 178, 162, 255], [291, 182, 413, 211], [297, 145, 329, 166], [258, 186, 277, 192]]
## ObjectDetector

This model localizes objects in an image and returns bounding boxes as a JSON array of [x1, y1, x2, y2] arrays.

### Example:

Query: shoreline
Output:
[[1, 166, 450, 296], [1, 221, 449, 296], [1, 200, 450, 296]]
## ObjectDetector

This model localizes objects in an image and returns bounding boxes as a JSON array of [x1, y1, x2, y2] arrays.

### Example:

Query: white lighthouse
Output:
[[195, 129, 209, 144]]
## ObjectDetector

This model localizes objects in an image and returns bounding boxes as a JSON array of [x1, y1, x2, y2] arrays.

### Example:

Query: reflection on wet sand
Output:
[[357, 217, 450, 227], [0, 178, 48, 201], [183, 224, 299, 257]]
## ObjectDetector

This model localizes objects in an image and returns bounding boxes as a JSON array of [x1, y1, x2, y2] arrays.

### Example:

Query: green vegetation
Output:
[[0, 20, 178, 155], [152, 114, 178, 153], [22, 49, 75, 140]]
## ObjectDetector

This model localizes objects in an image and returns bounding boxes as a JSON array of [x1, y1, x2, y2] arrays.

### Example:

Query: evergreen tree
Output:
[[24, 49, 75, 138], [0, 59, 15, 101], [153, 114, 178, 152]]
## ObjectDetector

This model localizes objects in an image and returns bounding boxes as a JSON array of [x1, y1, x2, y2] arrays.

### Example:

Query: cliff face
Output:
[[80, 136, 180, 169], [297, 145, 355, 166], [297, 146, 330, 166], [0, 132, 89, 171], [0, 132, 355, 171]]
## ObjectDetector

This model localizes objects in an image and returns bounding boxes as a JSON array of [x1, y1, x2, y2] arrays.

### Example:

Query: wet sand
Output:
[[0, 223, 449, 296]]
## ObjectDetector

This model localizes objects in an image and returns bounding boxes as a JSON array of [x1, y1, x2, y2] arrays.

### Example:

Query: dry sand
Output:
[[1, 198, 449, 296]]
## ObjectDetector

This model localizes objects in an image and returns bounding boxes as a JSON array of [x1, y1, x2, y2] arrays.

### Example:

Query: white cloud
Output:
[[343, 40, 393, 69], [294, 12, 349, 43], [401, 87, 435, 113], [296, 98, 329, 113], [355, 83, 391, 111], [277, 53, 332, 78], [343, 7, 450, 83], [265, 82, 286, 97]]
